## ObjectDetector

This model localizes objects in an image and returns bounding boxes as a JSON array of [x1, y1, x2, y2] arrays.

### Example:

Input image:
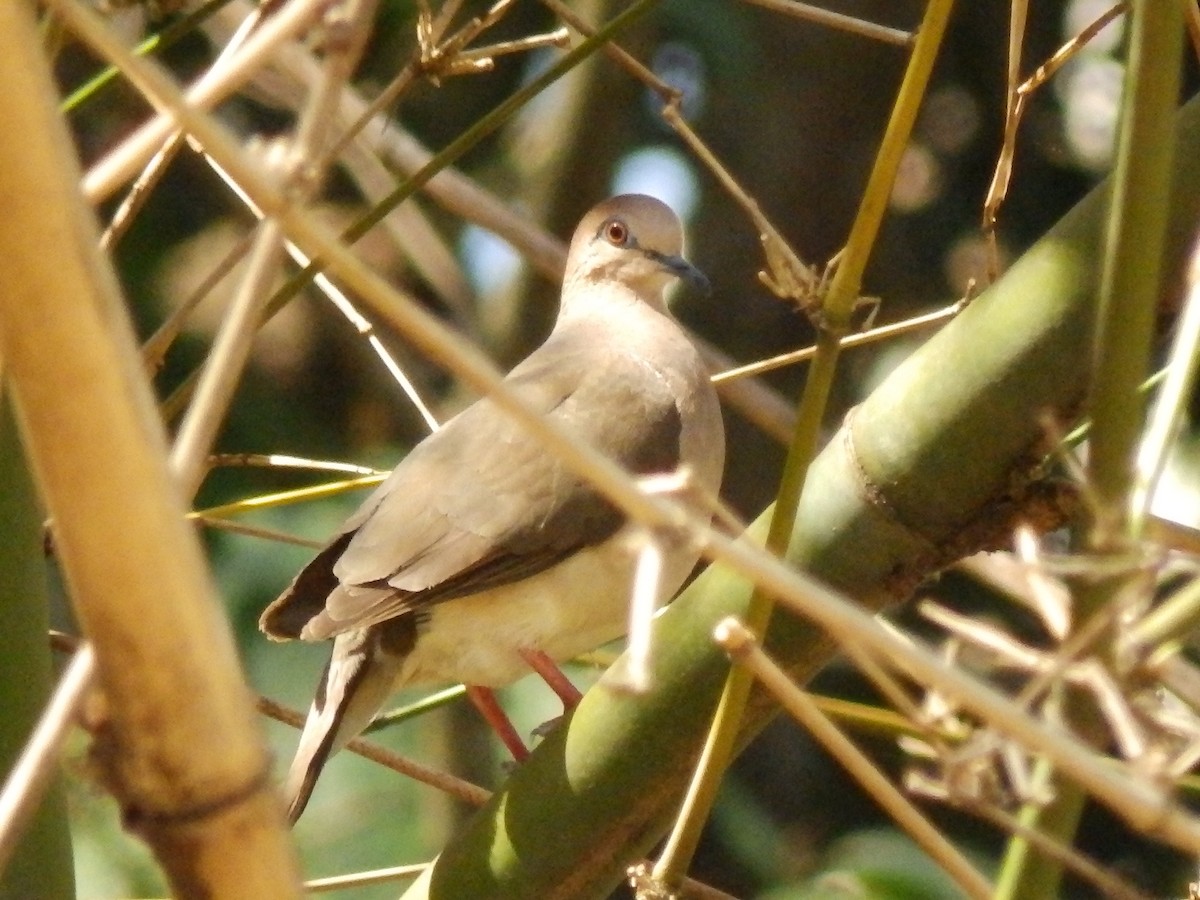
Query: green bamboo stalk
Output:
[[0, 397, 74, 900], [995, 3, 1183, 897], [398, 93, 1200, 900]]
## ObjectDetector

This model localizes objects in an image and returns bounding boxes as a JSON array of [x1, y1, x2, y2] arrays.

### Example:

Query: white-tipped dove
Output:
[[260, 194, 725, 822]]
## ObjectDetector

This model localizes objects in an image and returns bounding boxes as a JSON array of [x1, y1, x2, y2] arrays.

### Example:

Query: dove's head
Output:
[[563, 195, 710, 308]]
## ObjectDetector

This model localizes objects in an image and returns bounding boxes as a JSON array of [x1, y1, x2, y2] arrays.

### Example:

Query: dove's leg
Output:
[[520, 648, 583, 707], [466, 685, 529, 760], [465, 652, 583, 762]]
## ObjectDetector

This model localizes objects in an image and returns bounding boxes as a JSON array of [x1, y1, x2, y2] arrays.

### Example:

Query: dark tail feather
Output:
[[284, 719, 336, 824], [281, 626, 405, 823]]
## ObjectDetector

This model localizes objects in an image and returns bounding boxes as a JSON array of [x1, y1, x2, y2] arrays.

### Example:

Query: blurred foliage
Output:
[[759, 828, 979, 900], [37, 0, 1200, 896]]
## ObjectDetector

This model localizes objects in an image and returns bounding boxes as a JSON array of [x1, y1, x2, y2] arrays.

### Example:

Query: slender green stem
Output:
[[363, 686, 467, 735], [650, 0, 958, 888], [1086, 1, 1181, 546], [60, 0, 238, 112], [992, 758, 1087, 900], [995, 2, 1182, 897], [822, 0, 961, 330], [1125, 573, 1200, 653]]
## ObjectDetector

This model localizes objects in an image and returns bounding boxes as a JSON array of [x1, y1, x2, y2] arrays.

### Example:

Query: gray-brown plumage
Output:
[[261, 194, 725, 822]]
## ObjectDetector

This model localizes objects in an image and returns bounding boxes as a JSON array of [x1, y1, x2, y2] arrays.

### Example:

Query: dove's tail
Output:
[[283, 625, 405, 824]]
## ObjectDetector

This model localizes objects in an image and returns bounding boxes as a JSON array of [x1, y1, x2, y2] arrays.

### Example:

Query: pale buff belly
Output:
[[392, 530, 698, 688]]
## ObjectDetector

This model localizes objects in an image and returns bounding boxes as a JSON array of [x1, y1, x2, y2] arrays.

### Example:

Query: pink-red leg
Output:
[[465, 685, 528, 760], [519, 648, 583, 708], [465, 653, 582, 761]]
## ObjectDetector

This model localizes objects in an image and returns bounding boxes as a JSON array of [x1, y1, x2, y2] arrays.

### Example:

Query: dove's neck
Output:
[[557, 275, 672, 322], [550, 278, 701, 385]]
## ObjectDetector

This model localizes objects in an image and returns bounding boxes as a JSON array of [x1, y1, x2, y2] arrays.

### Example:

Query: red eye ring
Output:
[[603, 219, 629, 246]]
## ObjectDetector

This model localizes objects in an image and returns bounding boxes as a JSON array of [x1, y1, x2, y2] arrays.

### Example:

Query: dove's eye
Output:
[[602, 219, 629, 246]]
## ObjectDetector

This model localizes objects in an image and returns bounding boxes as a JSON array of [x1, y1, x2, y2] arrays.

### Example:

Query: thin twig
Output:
[[257, 696, 491, 806], [711, 299, 966, 384], [737, 0, 912, 46], [665, 101, 825, 316], [156, 163, 449, 433], [363, 686, 467, 734], [0, 645, 96, 875], [280, 235, 442, 433], [305, 863, 430, 892], [59, 0, 241, 111], [984, 0, 1027, 280], [121, 24, 266, 385], [170, 0, 382, 498], [839, 637, 936, 743], [715, 619, 993, 900], [455, 28, 569, 65], [170, 214, 292, 497], [193, 474, 385, 519], [206, 452, 385, 475], [193, 516, 324, 548], [609, 531, 665, 695], [1125, 572, 1200, 657], [82, 0, 333, 203], [141, 226, 258, 376], [316, 0, 509, 171], [100, 2, 267, 250], [982, 2, 1128, 249], [99, 132, 186, 250]]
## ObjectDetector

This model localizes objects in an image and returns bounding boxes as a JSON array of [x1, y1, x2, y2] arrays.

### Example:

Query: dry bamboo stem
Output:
[[0, 3, 300, 895]]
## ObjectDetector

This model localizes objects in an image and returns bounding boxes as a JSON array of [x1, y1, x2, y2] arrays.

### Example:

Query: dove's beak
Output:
[[650, 251, 711, 297]]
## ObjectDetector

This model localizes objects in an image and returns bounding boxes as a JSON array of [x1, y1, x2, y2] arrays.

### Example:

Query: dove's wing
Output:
[[260, 329, 682, 642]]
